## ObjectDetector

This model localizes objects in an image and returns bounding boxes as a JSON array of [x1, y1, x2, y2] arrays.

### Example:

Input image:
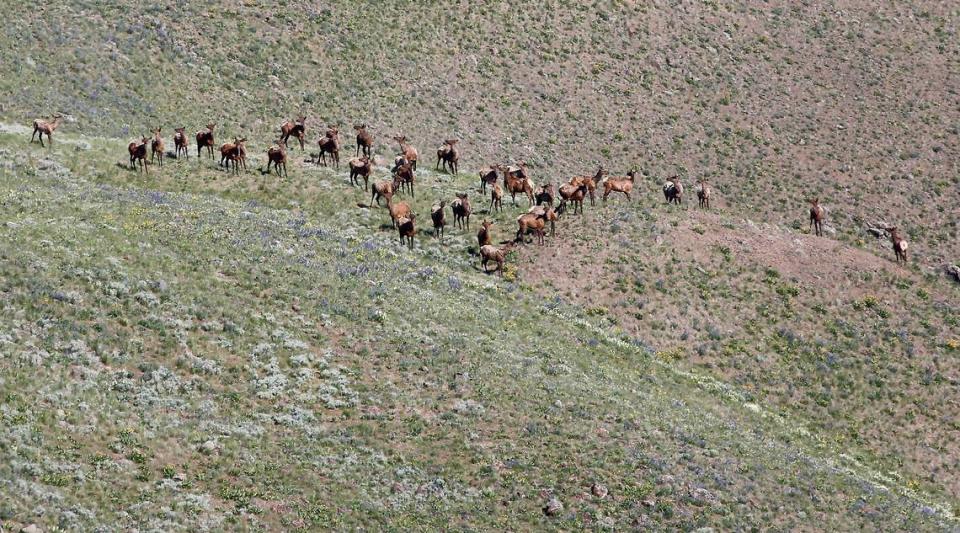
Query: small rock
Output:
[[591, 483, 609, 499], [21, 525, 43, 533], [542, 497, 564, 516], [641, 498, 656, 508], [199, 440, 220, 456]]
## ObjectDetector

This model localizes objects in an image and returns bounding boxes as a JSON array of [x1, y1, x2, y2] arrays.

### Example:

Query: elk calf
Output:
[[128, 136, 149, 173], [480, 244, 509, 276], [431, 201, 447, 241], [30, 114, 63, 147], [349, 156, 373, 190], [697, 180, 712, 209], [265, 139, 288, 177], [196, 123, 216, 159], [397, 214, 417, 249], [489, 182, 503, 212], [317, 125, 340, 169], [150, 127, 165, 167], [173, 127, 188, 159], [477, 220, 494, 247]]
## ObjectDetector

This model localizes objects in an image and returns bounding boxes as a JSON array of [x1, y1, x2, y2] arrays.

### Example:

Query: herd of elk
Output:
[[31, 115, 911, 267], [280, 115, 306, 151], [31, 114, 63, 147]]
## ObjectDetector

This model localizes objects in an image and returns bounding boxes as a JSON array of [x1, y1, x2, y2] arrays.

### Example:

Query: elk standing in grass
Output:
[[387, 199, 412, 229], [317, 126, 340, 169], [150, 127, 165, 167], [451, 192, 471, 230], [31, 114, 63, 147], [436, 139, 459, 174], [663, 175, 683, 205], [280, 115, 306, 151], [173, 127, 188, 159], [431, 201, 447, 242], [220, 137, 246, 175], [393, 158, 415, 197], [128, 136, 149, 173], [196, 123, 216, 159], [349, 156, 372, 190], [265, 139, 288, 178], [558, 181, 588, 214], [355, 124, 374, 158], [393, 135, 418, 170], [371, 174, 402, 207], [570, 165, 605, 206], [808, 198, 825, 236], [603, 169, 636, 202], [535, 183, 555, 207], [479, 165, 498, 193], [477, 220, 494, 247], [886, 226, 909, 263], [480, 243, 511, 276], [515, 208, 555, 245], [697, 180, 712, 209], [397, 214, 417, 249], [526, 205, 560, 236], [500, 162, 535, 206], [489, 182, 503, 213]]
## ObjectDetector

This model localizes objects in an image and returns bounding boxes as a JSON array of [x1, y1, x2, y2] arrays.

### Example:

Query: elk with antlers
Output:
[[30, 114, 63, 147], [393, 135, 418, 170], [196, 123, 216, 159], [436, 139, 459, 174], [128, 136, 150, 173], [173, 127, 188, 159], [150, 127, 165, 167], [808, 198, 825, 236], [280, 115, 306, 151]]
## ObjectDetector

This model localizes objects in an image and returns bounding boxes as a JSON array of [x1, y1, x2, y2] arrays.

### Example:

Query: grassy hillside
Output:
[[1, 1, 959, 530]]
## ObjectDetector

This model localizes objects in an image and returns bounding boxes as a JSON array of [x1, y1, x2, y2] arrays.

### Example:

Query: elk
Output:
[[477, 220, 494, 247], [500, 162, 535, 206], [30, 114, 63, 147], [196, 123, 216, 159], [348, 156, 373, 190], [558, 181, 588, 214], [808, 198, 825, 236], [397, 214, 417, 249], [436, 139, 459, 174], [570, 165, 605, 206], [526, 205, 560, 236], [478, 165, 498, 193], [128, 136, 149, 173], [173, 127, 188, 159], [265, 139, 288, 177], [663, 176, 683, 205], [480, 244, 511, 276], [371, 174, 402, 207], [220, 137, 246, 175], [489, 182, 503, 212], [280, 115, 306, 151], [696, 180, 712, 209], [451, 192, 471, 230], [317, 126, 340, 169], [515, 208, 555, 245], [393, 158, 415, 197], [150, 127, 165, 167], [393, 135, 418, 170], [603, 169, 636, 202], [387, 199, 412, 229], [355, 124, 374, 157], [535, 183, 555, 207], [431, 200, 447, 241], [886, 227, 909, 263]]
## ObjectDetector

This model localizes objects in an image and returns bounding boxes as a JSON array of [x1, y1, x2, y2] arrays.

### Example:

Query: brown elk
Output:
[[663, 176, 683, 205], [479, 165, 498, 193], [515, 208, 555, 245], [477, 220, 494, 247], [480, 244, 511, 276], [397, 214, 417, 249], [31, 114, 63, 147], [265, 139, 288, 178], [499, 162, 535, 206], [280, 115, 306, 151], [808, 198, 825, 236], [436, 139, 459, 174], [886, 227, 909, 263], [150, 127, 165, 167], [173, 127, 188, 159], [317, 126, 340, 169], [393, 158, 415, 197], [371, 174, 402, 207], [603, 169, 636, 202], [349, 156, 373, 190], [355, 124, 374, 158], [128, 136, 149, 173], [526, 205, 560, 236], [489, 182, 503, 213], [196, 123, 216, 159], [697, 180, 712, 209], [570, 165, 605, 206], [558, 182, 588, 214], [451, 192, 471, 230], [431, 200, 447, 241], [535, 183, 555, 207], [393, 135, 418, 170], [387, 199, 412, 229], [220, 137, 246, 175]]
